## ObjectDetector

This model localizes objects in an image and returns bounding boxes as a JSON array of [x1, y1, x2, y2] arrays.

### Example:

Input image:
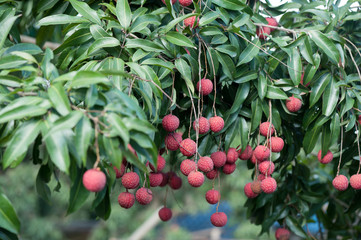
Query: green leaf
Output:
[[48, 83, 71, 116], [299, 37, 315, 65], [216, 51, 235, 80], [175, 58, 194, 94], [309, 73, 331, 107], [240, 117, 249, 151], [251, 98, 262, 132], [116, 0, 132, 29], [90, 25, 111, 40], [3, 120, 42, 169], [287, 48, 302, 86], [102, 136, 123, 168], [163, 13, 198, 33], [88, 37, 120, 55], [215, 45, 237, 58], [69, 0, 101, 25], [126, 39, 164, 52], [266, 86, 288, 100], [165, 31, 195, 48], [107, 113, 130, 144], [229, 82, 250, 114], [37, 14, 89, 26], [309, 30, 340, 65], [322, 77, 339, 117], [69, 71, 110, 88], [258, 73, 267, 100], [0, 55, 27, 69], [0, 105, 48, 124], [0, 193, 20, 234], [142, 58, 175, 71], [234, 71, 258, 83], [303, 125, 321, 154], [67, 168, 90, 215], [212, 0, 245, 10], [0, 13, 19, 50], [199, 11, 219, 26], [321, 124, 331, 157], [237, 38, 260, 65], [75, 117, 92, 166], [286, 216, 307, 238], [4, 43, 42, 55], [43, 111, 83, 140]]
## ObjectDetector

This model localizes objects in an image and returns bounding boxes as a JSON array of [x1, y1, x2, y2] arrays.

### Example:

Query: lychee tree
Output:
[[0, 0, 361, 239]]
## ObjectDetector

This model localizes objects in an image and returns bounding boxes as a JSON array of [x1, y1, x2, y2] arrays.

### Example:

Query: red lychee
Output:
[[286, 96, 302, 112], [149, 172, 163, 187], [257, 174, 266, 181], [332, 175, 349, 191], [268, 137, 284, 152], [259, 122, 274, 137], [350, 174, 361, 190], [226, 148, 238, 164], [118, 192, 135, 209], [198, 156, 214, 172], [206, 169, 219, 179], [184, 16, 198, 28], [258, 161, 275, 175], [149, 155, 166, 172], [179, 0, 192, 7], [188, 171, 204, 187], [165, 132, 182, 151], [135, 187, 153, 205], [162, 114, 179, 132], [159, 207, 172, 221], [82, 168, 106, 192], [161, 0, 177, 4], [275, 228, 290, 240], [196, 78, 213, 96], [180, 159, 197, 176], [193, 117, 210, 134], [317, 150, 333, 164], [180, 138, 197, 156], [169, 174, 182, 190], [205, 189, 220, 204], [358, 115, 361, 125], [210, 212, 227, 227], [256, 26, 271, 39], [251, 180, 262, 194], [209, 116, 224, 133], [211, 151, 227, 168], [222, 163, 236, 175], [250, 153, 262, 164], [244, 182, 258, 198], [238, 145, 253, 160], [159, 172, 170, 187], [261, 177, 277, 194], [254, 145, 270, 161], [113, 161, 126, 178], [266, 17, 278, 31], [122, 172, 140, 189]]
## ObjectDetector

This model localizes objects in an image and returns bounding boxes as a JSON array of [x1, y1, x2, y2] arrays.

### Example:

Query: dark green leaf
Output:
[[287, 48, 302, 86], [322, 77, 339, 116], [309, 73, 331, 107], [67, 168, 90, 215], [165, 32, 195, 48], [266, 86, 288, 100], [309, 30, 340, 65], [48, 83, 71, 116]]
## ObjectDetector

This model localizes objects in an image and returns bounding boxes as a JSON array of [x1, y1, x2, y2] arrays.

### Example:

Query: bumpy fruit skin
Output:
[[210, 212, 227, 227], [266, 17, 278, 31], [206, 169, 218, 180], [275, 228, 290, 240], [169, 174, 182, 190], [193, 117, 210, 134], [254, 145, 270, 161], [118, 192, 135, 209], [149, 172, 163, 187], [160, 172, 170, 187], [184, 16, 198, 28], [251, 180, 262, 194], [188, 171, 205, 187], [209, 116, 224, 133], [223, 163, 236, 175], [286, 96, 302, 112], [198, 156, 214, 172], [244, 182, 258, 198], [333, 175, 349, 191], [83, 169, 107, 192], [261, 177, 277, 194], [358, 115, 361, 125], [165, 132, 182, 151], [206, 189, 220, 204], [179, 0, 192, 6], [180, 138, 197, 156], [162, 114, 179, 132], [159, 207, 172, 221], [161, 0, 177, 4], [136, 187, 153, 205], [226, 148, 238, 164], [180, 159, 197, 176], [269, 137, 284, 152], [250, 153, 261, 164], [196, 78, 213, 96], [257, 174, 266, 181], [238, 145, 253, 160], [122, 172, 140, 189], [113, 161, 126, 178], [317, 150, 333, 164], [258, 161, 275, 175], [350, 174, 361, 190], [211, 151, 227, 168], [150, 155, 166, 172], [259, 122, 274, 137], [256, 27, 271, 39]]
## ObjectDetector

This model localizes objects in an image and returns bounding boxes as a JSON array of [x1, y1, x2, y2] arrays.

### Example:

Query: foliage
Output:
[[1, 0, 361, 239]]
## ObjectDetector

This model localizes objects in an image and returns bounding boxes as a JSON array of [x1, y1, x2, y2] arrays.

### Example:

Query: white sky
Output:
[[268, 0, 359, 8]]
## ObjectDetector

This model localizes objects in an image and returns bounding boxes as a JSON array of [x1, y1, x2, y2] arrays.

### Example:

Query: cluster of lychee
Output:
[[256, 17, 278, 39]]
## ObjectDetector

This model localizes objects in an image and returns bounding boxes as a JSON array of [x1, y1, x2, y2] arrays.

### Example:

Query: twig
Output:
[[345, 45, 361, 83], [254, 23, 299, 34], [92, 120, 101, 169], [336, 119, 343, 176], [343, 37, 361, 59], [356, 124, 361, 174]]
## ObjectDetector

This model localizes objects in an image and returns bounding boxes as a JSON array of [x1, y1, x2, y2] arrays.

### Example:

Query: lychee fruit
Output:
[[350, 174, 361, 190], [196, 78, 213, 96], [122, 172, 140, 189], [259, 122, 274, 137], [206, 169, 218, 180], [222, 163, 236, 175], [169, 174, 182, 190], [184, 16, 198, 28], [275, 228, 290, 240], [266, 17, 278, 31], [193, 117, 210, 134], [159, 172, 170, 187], [332, 175, 349, 191], [238, 145, 253, 160], [210, 212, 227, 227], [149, 172, 163, 187], [113, 161, 126, 178], [179, 0, 192, 7], [159, 207, 172, 221], [188, 171, 204, 187], [358, 115, 361, 125], [244, 182, 258, 198], [205, 189, 220, 204], [211, 151, 227, 168], [268, 137, 284, 152], [254, 145, 270, 161], [286, 96, 302, 112], [180, 159, 197, 176], [162, 114, 179, 132], [161, 0, 177, 4], [180, 138, 197, 156], [135, 187, 153, 205], [149, 155, 166, 172], [251, 153, 262, 164], [257, 174, 266, 181], [317, 150, 333, 164], [82, 168, 107, 192], [118, 192, 135, 209], [165, 132, 182, 151], [251, 180, 262, 194], [226, 148, 238, 164], [261, 177, 277, 194], [258, 161, 275, 175], [256, 26, 271, 39], [198, 156, 214, 173], [209, 116, 224, 133]]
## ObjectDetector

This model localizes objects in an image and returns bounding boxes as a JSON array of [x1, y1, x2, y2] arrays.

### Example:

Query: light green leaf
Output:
[[309, 30, 340, 64], [322, 77, 339, 116], [142, 58, 175, 71], [237, 38, 260, 65], [107, 113, 130, 144], [37, 14, 89, 26], [48, 83, 71, 116], [0, 193, 20, 234], [287, 48, 302, 86], [43, 111, 83, 140], [199, 11, 219, 26], [90, 25, 111, 40], [175, 58, 194, 94], [75, 116, 92, 166], [0, 105, 48, 124], [258, 72, 267, 100], [116, 0, 132, 29], [69, 71, 110, 88], [163, 13, 198, 33], [126, 39, 164, 52], [0, 13, 19, 50], [266, 86, 288, 100], [212, 0, 245, 10], [309, 73, 331, 107], [88, 37, 120, 55], [69, 0, 101, 25], [165, 31, 195, 48]]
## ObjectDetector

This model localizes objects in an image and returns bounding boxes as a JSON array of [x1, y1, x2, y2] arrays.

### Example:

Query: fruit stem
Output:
[[215, 172, 221, 213], [92, 120, 101, 169], [356, 123, 361, 174], [336, 120, 344, 176]]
